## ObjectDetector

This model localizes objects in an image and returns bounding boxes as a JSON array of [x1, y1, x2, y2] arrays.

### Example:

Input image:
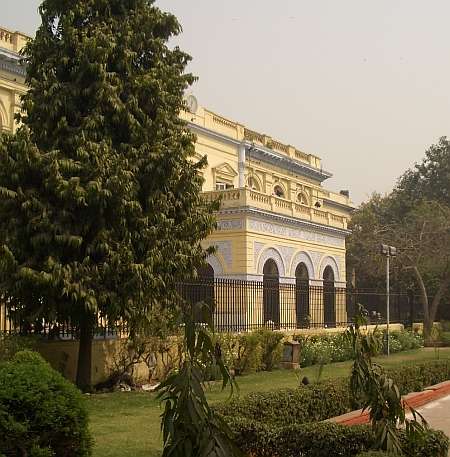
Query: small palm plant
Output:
[[157, 301, 242, 457], [346, 305, 428, 454]]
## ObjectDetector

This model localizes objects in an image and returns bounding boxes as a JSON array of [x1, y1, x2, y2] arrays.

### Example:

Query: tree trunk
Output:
[[76, 312, 94, 392], [412, 266, 431, 341], [429, 275, 450, 328]]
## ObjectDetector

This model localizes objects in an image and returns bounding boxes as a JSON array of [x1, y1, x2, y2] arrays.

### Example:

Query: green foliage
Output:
[[0, 351, 92, 457], [216, 332, 262, 375], [293, 330, 422, 367], [387, 331, 423, 352], [228, 417, 375, 457], [0, 0, 217, 387], [0, 333, 39, 363], [254, 328, 284, 371], [395, 136, 450, 209], [214, 329, 284, 375], [157, 303, 242, 457], [227, 416, 448, 457], [215, 378, 352, 426], [294, 333, 355, 367], [348, 194, 450, 339], [346, 309, 428, 454], [215, 359, 450, 431]]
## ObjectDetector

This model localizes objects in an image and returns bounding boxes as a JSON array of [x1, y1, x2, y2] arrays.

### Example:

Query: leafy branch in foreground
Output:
[[157, 302, 242, 457], [346, 305, 428, 454]]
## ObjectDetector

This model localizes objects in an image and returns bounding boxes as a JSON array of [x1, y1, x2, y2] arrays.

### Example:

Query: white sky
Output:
[[3, 0, 450, 204]]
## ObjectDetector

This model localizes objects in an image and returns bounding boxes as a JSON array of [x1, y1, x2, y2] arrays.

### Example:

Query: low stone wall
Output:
[[37, 338, 151, 386], [35, 323, 407, 386], [282, 323, 404, 339]]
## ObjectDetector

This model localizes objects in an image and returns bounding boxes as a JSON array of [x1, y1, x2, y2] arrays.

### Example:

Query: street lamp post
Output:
[[380, 244, 397, 356]]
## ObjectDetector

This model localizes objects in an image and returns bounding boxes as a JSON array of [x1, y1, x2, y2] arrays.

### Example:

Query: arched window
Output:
[[297, 192, 309, 206], [323, 266, 336, 328], [247, 176, 261, 192], [198, 263, 215, 281], [295, 263, 310, 328], [263, 259, 280, 328], [273, 185, 285, 198]]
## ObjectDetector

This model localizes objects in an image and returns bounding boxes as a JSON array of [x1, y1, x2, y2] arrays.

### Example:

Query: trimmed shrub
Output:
[[228, 417, 375, 457], [215, 378, 352, 426], [0, 333, 39, 363], [227, 417, 448, 457], [0, 351, 92, 457], [388, 360, 450, 395], [400, 429, 448, 457], [215, 359, 450, 426]]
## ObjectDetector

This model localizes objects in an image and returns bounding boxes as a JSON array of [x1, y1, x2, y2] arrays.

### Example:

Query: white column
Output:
[[238, 143, 246, 188]]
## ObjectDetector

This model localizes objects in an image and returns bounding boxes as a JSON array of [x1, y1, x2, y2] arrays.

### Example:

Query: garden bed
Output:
[[216, 359, 450, 457]]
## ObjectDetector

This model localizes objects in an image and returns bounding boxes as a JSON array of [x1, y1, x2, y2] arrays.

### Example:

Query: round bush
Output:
[[0, 350, 92, 457]]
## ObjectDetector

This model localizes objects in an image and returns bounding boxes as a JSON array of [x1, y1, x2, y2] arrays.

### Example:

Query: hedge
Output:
[[227, 416, 448, 457], [0, 351, 92, 457], [215, 379, 352, 426], [214, 359, 450, 427]]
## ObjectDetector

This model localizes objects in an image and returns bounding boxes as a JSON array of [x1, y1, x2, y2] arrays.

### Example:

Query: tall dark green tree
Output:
[[0, 0, 216, 390]]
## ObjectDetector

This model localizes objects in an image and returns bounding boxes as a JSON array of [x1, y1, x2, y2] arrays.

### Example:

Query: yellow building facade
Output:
[[180, 96, 354, 329], [0, 26, 354, 332], [0, 28, 27, 133]]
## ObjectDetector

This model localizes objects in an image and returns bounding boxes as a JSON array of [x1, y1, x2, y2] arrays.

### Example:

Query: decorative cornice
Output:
[[218, 206, 351, 238], [187, 121, 332, 183], [245, 142, 333, 183], [188, 122, 242, 146], [323, 198, 355, 212], [0, 49, 26, 76]]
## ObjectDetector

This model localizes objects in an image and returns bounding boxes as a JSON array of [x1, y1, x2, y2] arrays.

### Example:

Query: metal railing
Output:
[[0, 279, 429, 338]]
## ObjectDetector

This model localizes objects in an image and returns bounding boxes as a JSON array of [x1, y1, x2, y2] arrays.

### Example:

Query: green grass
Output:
[[87, 347, 450, 457]]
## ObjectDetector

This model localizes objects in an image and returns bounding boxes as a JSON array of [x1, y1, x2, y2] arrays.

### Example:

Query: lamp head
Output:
[[389, 246, 397, 257]]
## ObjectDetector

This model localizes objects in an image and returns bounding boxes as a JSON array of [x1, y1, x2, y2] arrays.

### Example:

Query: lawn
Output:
[[87, 347, 450, 457]]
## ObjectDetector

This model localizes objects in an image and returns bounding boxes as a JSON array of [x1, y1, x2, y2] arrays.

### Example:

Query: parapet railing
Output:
[[202, 188, 348, 229]]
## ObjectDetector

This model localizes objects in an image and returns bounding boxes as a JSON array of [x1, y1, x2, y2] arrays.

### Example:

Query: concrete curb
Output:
[[328, 380, 450, 426]]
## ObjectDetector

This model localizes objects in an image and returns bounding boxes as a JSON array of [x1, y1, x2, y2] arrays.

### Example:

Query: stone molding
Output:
[[206, 254, 224, 276], [257, 247, 286, 277], [290, 250, 315, 278], [248, 217, 345, 247], [318, 255, 341, 282], [254, 242, 343, 282], [217, 219, 243, 231], [211, 240, 232, 269]]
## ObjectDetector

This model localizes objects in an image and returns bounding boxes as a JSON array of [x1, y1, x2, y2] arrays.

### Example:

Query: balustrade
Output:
[[201, 188, 347, 229]]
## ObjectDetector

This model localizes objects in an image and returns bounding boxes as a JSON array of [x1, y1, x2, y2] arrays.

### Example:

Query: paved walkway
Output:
[[408, 395, 450, 456]]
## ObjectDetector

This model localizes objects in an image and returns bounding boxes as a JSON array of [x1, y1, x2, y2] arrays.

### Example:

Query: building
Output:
[[0, 26, 354, 333], [0, 28, 27, 133], [180, 96, 354, 330]]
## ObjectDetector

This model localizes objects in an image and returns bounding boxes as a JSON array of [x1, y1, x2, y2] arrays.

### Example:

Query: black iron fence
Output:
[[0, 278, 435, 338]]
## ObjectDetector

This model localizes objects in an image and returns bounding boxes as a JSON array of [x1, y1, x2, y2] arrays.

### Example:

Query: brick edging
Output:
[[328, 381, 450, 426]]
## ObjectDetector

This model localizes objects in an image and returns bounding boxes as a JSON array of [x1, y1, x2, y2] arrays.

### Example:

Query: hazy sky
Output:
[[3, 1, 450, 204]]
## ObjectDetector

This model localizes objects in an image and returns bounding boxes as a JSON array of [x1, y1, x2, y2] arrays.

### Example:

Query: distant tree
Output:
[[0, 0, 216, 390], [385, 201, 450, 340], [348, 197, 450, 340], [347, 193, 393, 289], [395, 136, 450, 209]]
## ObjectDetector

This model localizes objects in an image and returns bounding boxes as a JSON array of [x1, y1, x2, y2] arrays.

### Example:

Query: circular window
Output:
[[273, 185, 285, 198]]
